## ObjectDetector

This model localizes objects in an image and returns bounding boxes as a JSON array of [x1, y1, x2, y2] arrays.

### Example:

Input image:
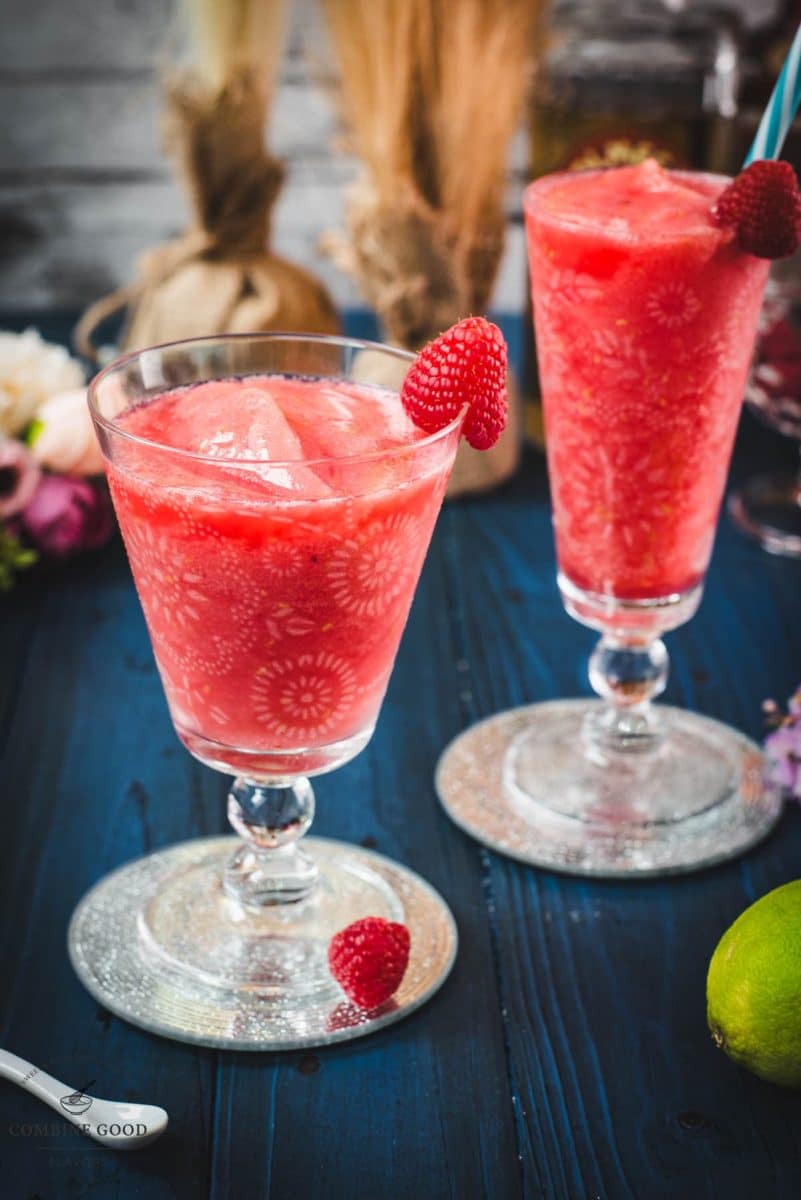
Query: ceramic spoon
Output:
[[0, 1049, 168, 1149]]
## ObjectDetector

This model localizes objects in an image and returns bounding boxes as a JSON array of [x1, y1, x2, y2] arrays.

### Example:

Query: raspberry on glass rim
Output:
[[401, 316, 508, 450], [711, 159, 801, 259]]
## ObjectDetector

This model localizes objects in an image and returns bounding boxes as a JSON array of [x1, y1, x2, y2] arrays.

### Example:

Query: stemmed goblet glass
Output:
[[69, 333, 461, 1048], [437, 162, 783, 877]]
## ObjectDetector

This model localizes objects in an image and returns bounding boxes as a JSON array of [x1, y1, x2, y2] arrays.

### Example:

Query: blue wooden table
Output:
[[2, 315, 801, 1199]]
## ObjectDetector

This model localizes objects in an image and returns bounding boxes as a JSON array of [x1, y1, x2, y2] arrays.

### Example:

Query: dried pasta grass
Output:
[[321, 0, 539, 492]]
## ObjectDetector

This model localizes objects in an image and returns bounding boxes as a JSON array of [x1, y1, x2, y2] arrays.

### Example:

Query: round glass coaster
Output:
[[436, 700, 783, 878], [68, 836, 457, 1050]]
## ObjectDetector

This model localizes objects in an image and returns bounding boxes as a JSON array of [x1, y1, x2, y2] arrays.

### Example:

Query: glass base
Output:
[[729, 471, 801, 558], [436, 701, 783, 877], [175, 722, 375, 780], [68, 836, 457, 1049], [559, 573, 702, 637]]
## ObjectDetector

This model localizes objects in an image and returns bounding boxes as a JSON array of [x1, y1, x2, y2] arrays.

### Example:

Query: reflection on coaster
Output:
[[69, 836, 457, 1050], [436, 700, 783, 878]]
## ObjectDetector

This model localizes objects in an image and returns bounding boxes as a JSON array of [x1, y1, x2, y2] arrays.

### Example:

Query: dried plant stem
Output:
[[321, 0, 538, 347], [186, 0, 288, 100], [321, 0, 541, 493], [429, 0, 532, 242]]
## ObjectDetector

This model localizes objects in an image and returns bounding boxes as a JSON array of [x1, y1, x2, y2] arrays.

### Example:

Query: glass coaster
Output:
[[69, 836, 457, 1050], [436, 701, 783, 878]]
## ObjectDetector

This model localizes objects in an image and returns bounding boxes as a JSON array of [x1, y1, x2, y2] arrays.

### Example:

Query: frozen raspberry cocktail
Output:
[[528, 160, 769, 604], [109, 373, 451, 777], [436, 160, 789, 878], [72, 332, 470, 1051]]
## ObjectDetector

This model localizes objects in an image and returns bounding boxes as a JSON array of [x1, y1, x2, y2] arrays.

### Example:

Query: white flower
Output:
[[30, 388, 103, 476], [0, 329, 84, 437]]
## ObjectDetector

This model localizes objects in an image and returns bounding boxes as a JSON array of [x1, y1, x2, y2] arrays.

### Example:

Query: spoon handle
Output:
[[0, 1049, 84, 1120]]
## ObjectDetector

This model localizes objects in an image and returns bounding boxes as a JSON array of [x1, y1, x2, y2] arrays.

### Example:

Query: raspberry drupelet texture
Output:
[[328, 917, 411, 1009], [401, 317, 508, 450], [711, 160, 801, 259]]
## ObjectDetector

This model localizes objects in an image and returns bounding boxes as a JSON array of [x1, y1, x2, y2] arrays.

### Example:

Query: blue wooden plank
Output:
[[0, 578, 44, 762], [0, 542, 219, 1199], [444, 444, 801, 1199], [0, 307, 523, 1198], [205, 530, 521, 1200], [2, 314, 800, 1198]]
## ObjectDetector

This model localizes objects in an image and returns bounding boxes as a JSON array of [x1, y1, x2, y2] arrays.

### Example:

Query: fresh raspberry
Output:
[[711, 160, 801, 259], [401, 317, 508, 450], [328, 917, 410, 1009]]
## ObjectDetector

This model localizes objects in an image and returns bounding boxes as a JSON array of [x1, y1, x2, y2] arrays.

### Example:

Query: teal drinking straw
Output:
[[746, 21, 801, 164]]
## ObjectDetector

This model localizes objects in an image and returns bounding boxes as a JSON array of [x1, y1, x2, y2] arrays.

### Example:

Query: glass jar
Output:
[[530, 0, 742, 177]]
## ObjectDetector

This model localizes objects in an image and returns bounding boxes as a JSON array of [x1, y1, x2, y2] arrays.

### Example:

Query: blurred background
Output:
[[0, 0, 384, 316], [1, 0, 797, 322], [0, 0, 800, 559], [0, 0, 536, 322]]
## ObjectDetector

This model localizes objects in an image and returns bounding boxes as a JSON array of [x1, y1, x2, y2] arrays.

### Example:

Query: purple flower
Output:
[[19, 474, 113, 559], [764, 687, 801, 801], [0, 437, 41, 519]]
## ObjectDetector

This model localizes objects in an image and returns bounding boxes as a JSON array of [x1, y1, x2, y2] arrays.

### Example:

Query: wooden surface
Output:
[[1, 316, 801, 1198]]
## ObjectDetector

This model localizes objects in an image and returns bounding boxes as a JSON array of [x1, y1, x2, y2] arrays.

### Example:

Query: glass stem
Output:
[[584, 634, 668, 756], [224, 777, 318, 908]]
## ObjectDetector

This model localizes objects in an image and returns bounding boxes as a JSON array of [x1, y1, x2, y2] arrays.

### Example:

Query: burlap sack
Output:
[[76, 69, 338, 358]]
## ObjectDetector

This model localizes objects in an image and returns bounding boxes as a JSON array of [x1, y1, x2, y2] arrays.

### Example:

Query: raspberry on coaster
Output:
[[328, 917, 411, 1010], [401, 317, 508, 450], [711, 160, 801, 259]]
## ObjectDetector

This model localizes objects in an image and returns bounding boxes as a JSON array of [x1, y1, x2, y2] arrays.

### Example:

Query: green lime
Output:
[[707, 880, 801, 1088]]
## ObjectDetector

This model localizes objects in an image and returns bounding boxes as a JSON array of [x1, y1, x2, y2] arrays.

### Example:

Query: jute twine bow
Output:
[[323, 178, 506, 351], [75, 68, 337, 360]]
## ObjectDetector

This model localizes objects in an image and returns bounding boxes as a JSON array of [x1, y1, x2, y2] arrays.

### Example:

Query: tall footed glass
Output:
[[436, 161, 783, 876], [69, 333, 461, 1048]]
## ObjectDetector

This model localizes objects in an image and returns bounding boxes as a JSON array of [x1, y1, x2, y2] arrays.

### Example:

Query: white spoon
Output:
[[0, 1049, 168, 1149]]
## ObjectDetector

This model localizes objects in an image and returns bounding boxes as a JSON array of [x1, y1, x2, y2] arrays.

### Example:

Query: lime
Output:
[[707, 880, 801, 1088]]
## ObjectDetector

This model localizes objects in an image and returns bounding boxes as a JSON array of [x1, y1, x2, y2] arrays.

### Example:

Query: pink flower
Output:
[[30, 387, 103, 476], [19, 474, 113, 558], [764, 686, 801, 801], [0, 437, 41, 519]]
